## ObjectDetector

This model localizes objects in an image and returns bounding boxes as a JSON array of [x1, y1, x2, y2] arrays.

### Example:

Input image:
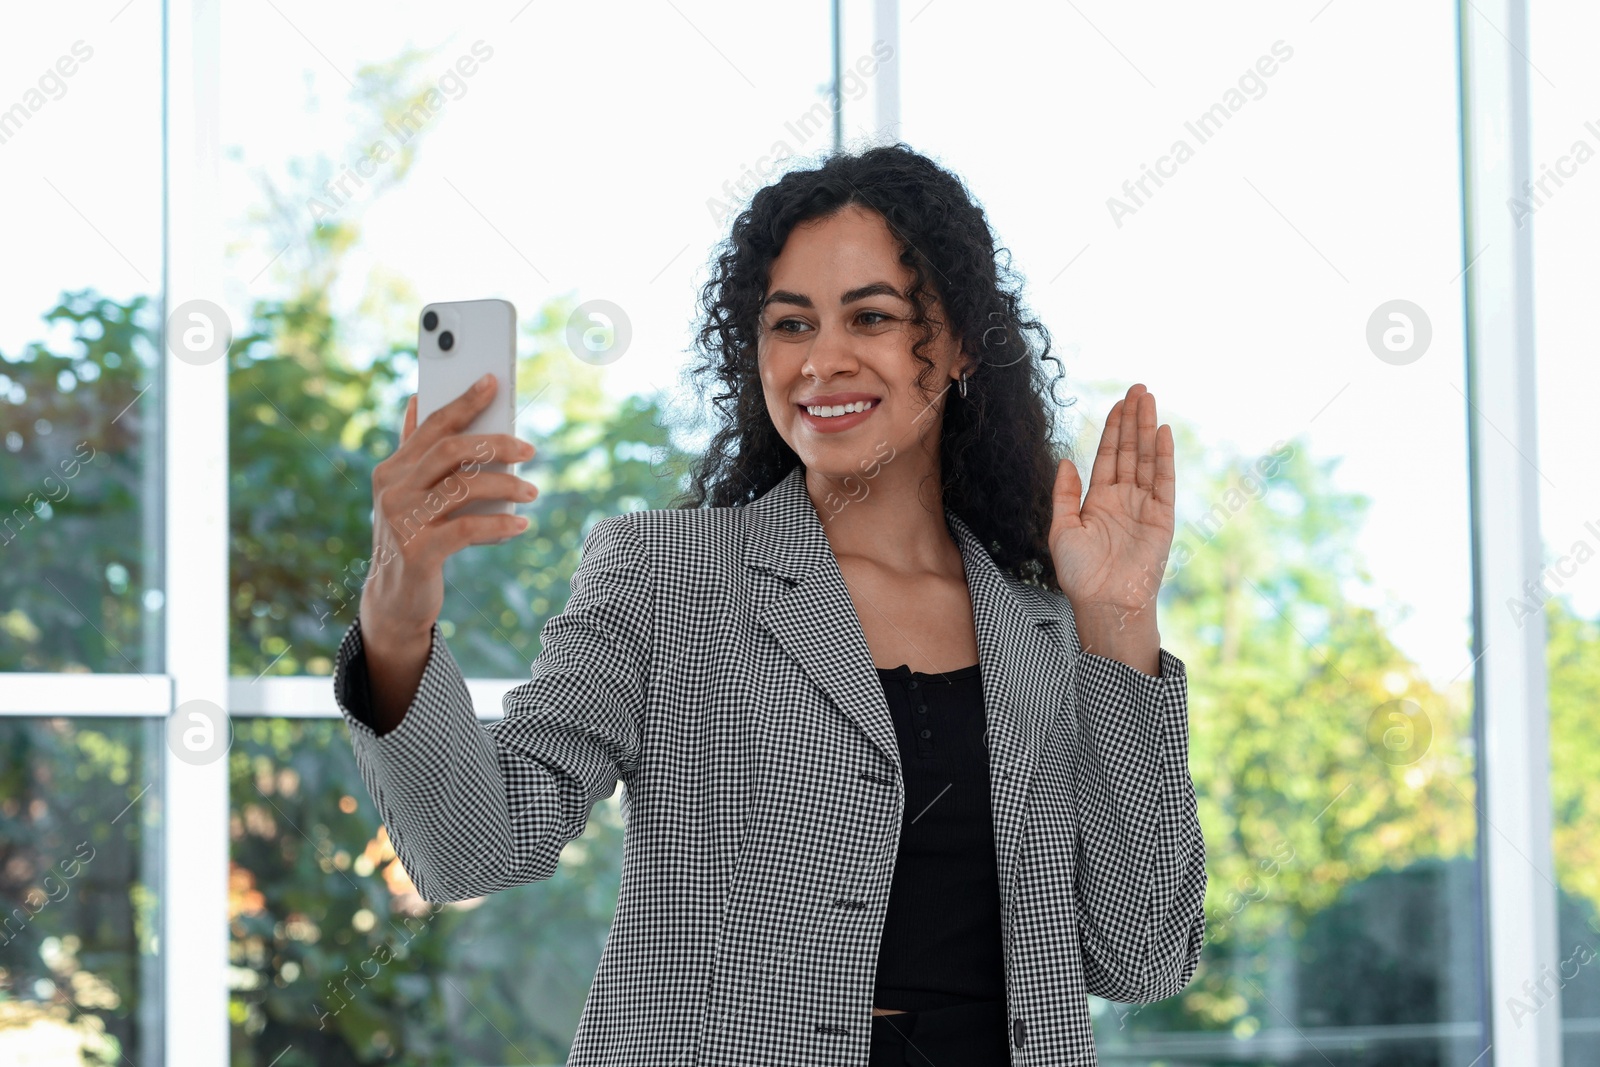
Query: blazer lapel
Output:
[[745, 466, 901, 770], [743, 465, 1077, 915]]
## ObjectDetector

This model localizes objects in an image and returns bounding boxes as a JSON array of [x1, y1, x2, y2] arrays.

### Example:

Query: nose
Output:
[[799, 319, 860, 383]]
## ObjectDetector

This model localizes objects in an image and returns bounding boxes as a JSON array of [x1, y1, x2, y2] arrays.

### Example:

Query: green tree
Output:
[[227, 717, 626, 1066], [1550, 597, 1600, 908], [0, 717, 160, 1064], [1094, 427, 1480, 1048], [0, 291, 159, 674]]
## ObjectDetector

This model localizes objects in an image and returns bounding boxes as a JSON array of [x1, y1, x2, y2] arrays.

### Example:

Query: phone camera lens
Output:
[[422, 310, 438, 331], [438, 330, 454, 351]]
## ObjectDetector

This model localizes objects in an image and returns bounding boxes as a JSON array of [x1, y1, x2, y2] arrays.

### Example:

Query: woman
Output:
[[341, 144, 1206, 1066]]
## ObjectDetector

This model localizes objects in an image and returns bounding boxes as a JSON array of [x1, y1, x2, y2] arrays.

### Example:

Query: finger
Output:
[[401, 394, 418, 443], [1116, 384, 1145, 484], [1154, 423, 1176, 507], [380, 487, 523, 562], [410, 374, 498, 455], [431, 511, 531, 558], [413, 434, 534, 496], [1049, 456, 1084, 538], [1089, 398, 1123, 491], [1135, 390, 1157, 491], [431, 472, 539, 520]]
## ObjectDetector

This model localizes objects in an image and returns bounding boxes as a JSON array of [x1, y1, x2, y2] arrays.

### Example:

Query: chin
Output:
[[794, 439, 899, 484]]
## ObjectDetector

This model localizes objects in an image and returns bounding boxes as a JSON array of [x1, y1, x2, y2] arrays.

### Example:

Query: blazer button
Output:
[[1012, 1017, 1026, 1048]]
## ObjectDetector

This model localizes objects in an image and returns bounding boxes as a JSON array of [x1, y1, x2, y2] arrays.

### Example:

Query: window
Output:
[[0, 6, 164, 675], [2, 2, 1578, 1064], [0, 4, 165, 1063], [1529, 3, 1600, 1060], [0, 718, 161, 1063], [897, 2, 1486, 1060]]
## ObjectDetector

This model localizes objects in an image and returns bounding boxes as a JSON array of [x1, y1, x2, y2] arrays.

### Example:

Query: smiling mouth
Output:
[[799, 399, 880, 418]]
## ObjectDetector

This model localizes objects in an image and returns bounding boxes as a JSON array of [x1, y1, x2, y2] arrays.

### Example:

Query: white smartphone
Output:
[[416, 298, 518, 520]]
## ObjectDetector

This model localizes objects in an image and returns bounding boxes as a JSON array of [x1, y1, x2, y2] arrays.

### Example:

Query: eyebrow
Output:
[[762, 282, 907, 310]]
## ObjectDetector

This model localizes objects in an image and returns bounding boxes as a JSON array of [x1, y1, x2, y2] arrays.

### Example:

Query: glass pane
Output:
[[0, 9, 164, 674], [0, 717, 162, 1063], [899, 3, 1484, 1061], [227, 718, 622, 1065], [1529, 4, 1600, 1060], [222, 0, 831, 679]]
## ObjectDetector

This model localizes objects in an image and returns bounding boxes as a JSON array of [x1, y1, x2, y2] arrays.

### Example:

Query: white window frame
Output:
[[1458, 0, 1562, 1063], [162, 0, 227, 1061]]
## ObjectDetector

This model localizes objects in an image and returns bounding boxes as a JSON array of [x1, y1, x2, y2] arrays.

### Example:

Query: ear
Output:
[[952, 351, 975, 381]]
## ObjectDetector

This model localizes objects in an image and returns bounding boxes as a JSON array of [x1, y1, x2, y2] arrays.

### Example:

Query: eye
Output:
[[765, 311, 892, 333]]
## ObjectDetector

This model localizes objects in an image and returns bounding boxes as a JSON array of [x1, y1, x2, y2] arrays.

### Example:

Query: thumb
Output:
[[401, 394, 417, 443], [1050, 457, 1083, 542]]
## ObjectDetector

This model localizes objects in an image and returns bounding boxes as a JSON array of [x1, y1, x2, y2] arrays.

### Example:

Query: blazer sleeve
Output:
[[331, 512, 652, 903], [1067, 638, 1207, 1004]]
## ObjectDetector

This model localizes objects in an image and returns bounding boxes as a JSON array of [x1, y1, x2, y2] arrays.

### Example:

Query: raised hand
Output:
[[1048, 384, 1175, 666]]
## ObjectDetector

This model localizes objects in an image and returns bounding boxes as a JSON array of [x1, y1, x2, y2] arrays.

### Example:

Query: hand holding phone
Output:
[[358, 379, 540, 728], [356, 303, 537, 728]]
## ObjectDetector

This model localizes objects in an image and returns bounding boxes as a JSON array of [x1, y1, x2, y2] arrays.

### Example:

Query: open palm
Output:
[[1049, 384, 1176, 617]]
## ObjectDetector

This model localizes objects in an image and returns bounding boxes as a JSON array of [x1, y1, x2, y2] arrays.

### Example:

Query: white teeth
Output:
[[804, 400, 875, 417]]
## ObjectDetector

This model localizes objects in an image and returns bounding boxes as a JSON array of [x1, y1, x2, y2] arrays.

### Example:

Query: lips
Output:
[[797, 397, 880, 433]]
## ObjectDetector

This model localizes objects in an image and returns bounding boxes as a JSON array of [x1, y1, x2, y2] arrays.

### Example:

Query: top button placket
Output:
[[906, 678, 935, 756]]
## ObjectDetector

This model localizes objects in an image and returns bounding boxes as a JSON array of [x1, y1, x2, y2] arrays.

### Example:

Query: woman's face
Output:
[[757, 203, 968, 485]]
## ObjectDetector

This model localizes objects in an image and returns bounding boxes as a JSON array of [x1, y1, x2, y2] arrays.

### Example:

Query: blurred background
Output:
[[0, 1, 1595, 1064]]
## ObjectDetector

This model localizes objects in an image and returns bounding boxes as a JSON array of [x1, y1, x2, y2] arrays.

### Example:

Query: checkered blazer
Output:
[[333, 463, 1207, 1065]]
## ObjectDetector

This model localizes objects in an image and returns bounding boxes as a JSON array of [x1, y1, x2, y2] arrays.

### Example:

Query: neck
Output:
[[803, 456, 962, 579]]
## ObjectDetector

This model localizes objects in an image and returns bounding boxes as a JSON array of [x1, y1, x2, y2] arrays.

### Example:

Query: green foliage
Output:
[[1095, 429, 1481, 1043], [227, 288, 405, 678], [0, 291, 159, 673], [226, 718, 623, 1066], [0, 717, 160, 1064], [1550, 599, 1600, 904]]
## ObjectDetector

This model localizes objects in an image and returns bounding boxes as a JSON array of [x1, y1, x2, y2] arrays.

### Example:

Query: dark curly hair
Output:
[[670, 143, 1074, 592]]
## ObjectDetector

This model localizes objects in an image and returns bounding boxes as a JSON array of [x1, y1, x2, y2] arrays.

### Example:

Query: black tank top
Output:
[[870, 661, 1007, 1012]]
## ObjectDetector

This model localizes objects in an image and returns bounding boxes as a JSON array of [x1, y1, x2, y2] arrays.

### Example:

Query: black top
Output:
[[871, 661, 1007, 1012]]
